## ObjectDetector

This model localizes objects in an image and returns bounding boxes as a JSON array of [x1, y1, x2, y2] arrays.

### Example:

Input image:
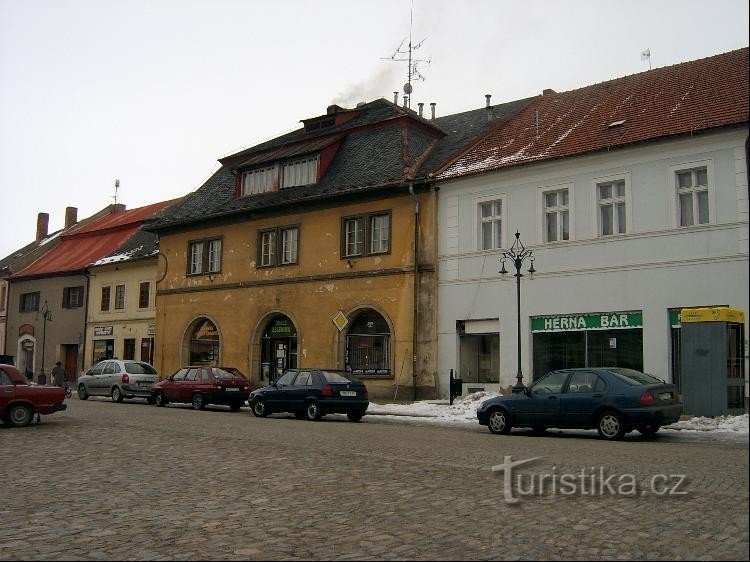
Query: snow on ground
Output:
[[366, 394, 749, 439]]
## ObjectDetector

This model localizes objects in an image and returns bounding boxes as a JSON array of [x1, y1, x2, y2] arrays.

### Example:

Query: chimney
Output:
[[543, 88, 556, 96], [403, 95, 408, 107], [64, 206, 78, 229], [393, 91, 399, 104], [485, 94, 493, 122], [485, 94, 492, 108], [430, 102, 436, 120], [418, 102, 424, 117], [112, 203, 126, 213], [327, 104, 343, 115], [36, 212, 49, 242]]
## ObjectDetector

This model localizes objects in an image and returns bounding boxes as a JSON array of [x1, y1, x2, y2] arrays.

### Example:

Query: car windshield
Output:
[[124, 362, 158, 375], [321, 371, 352, 383], [214, 368, 246, 380], [607, 368, 663, 386]]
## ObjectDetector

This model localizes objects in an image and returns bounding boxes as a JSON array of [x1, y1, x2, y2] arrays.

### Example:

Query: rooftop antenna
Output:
[[112, 179, 120, 206], [381, 0, 430, 109], [640, 48, 652, 70]]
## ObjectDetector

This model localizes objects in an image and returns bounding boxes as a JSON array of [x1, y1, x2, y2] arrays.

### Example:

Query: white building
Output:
[[434, 48, 749, 406]]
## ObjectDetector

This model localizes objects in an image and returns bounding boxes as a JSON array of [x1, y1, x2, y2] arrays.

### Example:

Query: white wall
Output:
[[436, 128, 749, 396]]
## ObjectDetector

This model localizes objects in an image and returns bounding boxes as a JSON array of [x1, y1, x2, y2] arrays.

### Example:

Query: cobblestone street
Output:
[[1, 397, 748, 560]]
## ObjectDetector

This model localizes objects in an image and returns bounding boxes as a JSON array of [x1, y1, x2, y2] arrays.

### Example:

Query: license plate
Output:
[[225, 388, 239, 392], [658, 392, 672, 400], [340, 390, 357, 397], [139, 382, 152, 387]]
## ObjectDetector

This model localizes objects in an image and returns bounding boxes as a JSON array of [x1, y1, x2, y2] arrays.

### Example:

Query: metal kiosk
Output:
[[680, 307, 746, 416]]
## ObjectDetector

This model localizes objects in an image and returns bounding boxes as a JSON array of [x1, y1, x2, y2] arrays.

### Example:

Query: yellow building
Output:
[[148, 98, 524, 398]]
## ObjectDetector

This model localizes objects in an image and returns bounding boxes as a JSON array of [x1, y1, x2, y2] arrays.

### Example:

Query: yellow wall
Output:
[[155, 189, 437, 398]]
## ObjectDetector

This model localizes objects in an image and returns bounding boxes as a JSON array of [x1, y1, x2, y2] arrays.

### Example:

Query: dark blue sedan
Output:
[[249, 369, 369, 422], [477, 368, 683, 440]]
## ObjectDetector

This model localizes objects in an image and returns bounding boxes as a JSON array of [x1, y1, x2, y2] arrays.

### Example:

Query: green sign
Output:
[[268, 318, 296, 337], [531, 311, 642, 332]]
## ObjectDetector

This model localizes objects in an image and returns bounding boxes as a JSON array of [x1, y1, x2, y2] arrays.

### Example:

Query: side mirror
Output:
[[167, 375, 174, 381], [523, 386, 531, 396]]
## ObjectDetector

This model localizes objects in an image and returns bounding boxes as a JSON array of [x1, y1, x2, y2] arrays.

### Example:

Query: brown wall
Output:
[[155, 188, 438, 399]]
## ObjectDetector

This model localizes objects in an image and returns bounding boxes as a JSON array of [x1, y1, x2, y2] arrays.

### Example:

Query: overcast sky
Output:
[[1, 0, 748, 259]]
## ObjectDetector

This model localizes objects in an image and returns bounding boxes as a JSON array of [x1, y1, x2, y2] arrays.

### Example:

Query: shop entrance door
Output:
[[260, 315, 298, 382]]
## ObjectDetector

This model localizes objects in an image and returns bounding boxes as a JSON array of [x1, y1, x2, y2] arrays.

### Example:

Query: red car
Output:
[[151, 366, 252, 411], [1, 364, 68, 427]]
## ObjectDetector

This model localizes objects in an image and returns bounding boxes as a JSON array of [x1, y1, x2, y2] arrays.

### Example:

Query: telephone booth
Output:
[[679, 307, 746, 416]]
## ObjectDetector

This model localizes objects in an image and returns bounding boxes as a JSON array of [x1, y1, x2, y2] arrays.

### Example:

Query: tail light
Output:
[[362, 388, 369, 399], [121, 374, 129, 384], [321, 384, 334, 397], [639, 390, 654, 405]]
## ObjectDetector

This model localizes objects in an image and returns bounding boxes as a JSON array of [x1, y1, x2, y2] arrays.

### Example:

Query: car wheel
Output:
[[597, 410, 626, 440], [294, 411, 305, 420], [111, 386, 124, 403], [229, 401, 243, 412], [77, 385, 89, 400], [146, 396, 156, 405], [347, 412, 363, 422], [637, 423, 661, 437], [154, 391, 168, 407], [7, 404, 34, 427], [305, 400, 322, 421], [192, 393, 206, 410], [487, 408, 512, 435], [251, 398, 269, 417]]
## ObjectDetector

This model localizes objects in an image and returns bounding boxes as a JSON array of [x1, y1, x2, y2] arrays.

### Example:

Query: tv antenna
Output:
[[112, 179, 120, 206], [381, 0, 430, 108]]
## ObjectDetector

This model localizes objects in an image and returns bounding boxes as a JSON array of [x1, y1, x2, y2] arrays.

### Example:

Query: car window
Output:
[[124, 362, 157, 375], [531, 371, 568, 394], [276, 371, 296, 386], [172, 369, 188, 381], [87, 363, 105, 376], [320, 371, 351, 383], [102, 362, 117, 375], [608, 368, 663, 386], [294, 372, 311, 386], [200, 368, 212, 381], [214, 368, 243, 380], [185, 369, 199, 381], [0, 370, 12, 385], [566, 371, 599, 394], [593, 376, 607, 393]]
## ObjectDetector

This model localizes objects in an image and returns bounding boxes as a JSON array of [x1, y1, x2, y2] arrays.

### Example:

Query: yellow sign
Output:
[[332, 311, 348, 332], [680, 307, 744, 323]]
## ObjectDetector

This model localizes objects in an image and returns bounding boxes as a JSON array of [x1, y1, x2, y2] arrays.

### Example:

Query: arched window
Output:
[[189, 318, 220, 366], [345, 310, 391, 375]]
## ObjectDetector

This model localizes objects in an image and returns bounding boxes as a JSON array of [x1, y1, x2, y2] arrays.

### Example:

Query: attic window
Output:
[[241, 155, 319, 196], [304, 117, 335, 132], [608, 119, 626, 128]]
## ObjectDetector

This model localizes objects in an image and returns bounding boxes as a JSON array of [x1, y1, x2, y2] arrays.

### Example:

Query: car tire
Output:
[[146, 396, 156, 405], [294, 411, 305, 420], [251, 398, 269, 417], [111, 386, 124, 403], [487, 408, 512, 435], [637, 423, 661, 437], [7, 404, 34, 427], [229, 401, 243, 412], [597, 410, 626, 440], [192, 393, 206, 410], [154, 391, 168, 407], [77, 385, 89, 400], [305, 400, 322, 421], [347, 412, 363, 422]]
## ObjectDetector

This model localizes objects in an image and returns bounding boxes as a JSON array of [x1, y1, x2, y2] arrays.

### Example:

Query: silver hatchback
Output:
[[77, 360, 159, 403]]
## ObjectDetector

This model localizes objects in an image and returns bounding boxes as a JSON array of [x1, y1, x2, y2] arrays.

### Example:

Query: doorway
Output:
[[260, 315, 298, 381]]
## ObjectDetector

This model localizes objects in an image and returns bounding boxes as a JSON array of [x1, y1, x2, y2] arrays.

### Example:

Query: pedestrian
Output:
[[52, 361, 66, 387]]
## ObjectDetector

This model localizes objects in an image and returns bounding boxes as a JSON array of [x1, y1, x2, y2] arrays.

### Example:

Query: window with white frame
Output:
[[344, 217, 365, 257], [342, 211, 391, 258], [242, 165, 278, 196], [281, 227, 298, 264], [544, 188, 569, 242], [241, 155, 319, 196], [369, 214, 390, 254], [676, 166, 709, 226], [188, 238, 222, 275], [258, 226, 299, 267], [281, 156, 319, 189], [115, 284, 126, 310], [597, 180, 626, 235], [479, 200, 503, 250]]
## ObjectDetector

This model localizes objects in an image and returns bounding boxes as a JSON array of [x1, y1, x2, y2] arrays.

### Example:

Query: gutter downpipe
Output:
[[408, 182, 420, 401], [81, 269, 91, 378]]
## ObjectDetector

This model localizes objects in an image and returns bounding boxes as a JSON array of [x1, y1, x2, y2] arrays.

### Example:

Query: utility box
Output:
[[680, 307, 745, 417]]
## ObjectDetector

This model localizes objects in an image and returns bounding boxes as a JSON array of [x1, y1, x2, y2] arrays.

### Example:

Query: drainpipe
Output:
[[408, 182, 420, 401], [81, 269, 91, 377]]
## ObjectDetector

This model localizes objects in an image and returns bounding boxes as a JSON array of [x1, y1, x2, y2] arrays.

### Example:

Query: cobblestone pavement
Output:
[[1, 397, 748, 561]]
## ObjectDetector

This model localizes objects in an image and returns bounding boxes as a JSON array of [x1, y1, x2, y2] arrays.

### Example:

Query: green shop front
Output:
[[531, 311, 643, 379]]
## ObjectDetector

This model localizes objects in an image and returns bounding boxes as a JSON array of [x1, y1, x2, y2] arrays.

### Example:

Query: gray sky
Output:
[[1, 0, 748, 259]]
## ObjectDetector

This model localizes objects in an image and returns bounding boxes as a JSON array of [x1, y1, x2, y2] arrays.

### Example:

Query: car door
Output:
[[179, 369, 200, 402], [101, 361, 118, 395], [162, 368, 188, 400], [287, 371, 313, 411], [266, 371, 296, 412], [87, 362, 107, 395], [0, 368, 16, 414], [558, 371, 608, 426], [514, 371, 569, 425]]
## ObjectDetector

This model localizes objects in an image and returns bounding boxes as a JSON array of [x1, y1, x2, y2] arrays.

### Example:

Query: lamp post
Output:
[[40, 300, 53, 374], [500, 231, 536, 393]]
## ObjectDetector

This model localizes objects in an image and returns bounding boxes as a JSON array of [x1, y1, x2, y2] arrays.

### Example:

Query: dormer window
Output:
[[241, 155, 320, 196]]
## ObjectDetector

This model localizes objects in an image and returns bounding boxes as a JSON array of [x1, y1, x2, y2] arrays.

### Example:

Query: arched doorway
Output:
[[260, 314, 298, 380], [345, 309, 392, 375], [187, 318, 221, 366]]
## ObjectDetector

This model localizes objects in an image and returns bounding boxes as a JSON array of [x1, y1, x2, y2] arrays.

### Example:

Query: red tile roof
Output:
[[13, 200, 174, 278], [438, 48, 749, 180]]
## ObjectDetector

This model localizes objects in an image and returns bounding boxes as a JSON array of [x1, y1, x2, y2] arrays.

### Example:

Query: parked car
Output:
[[1, 364, 67, 427], [476, 367, 683, 440], [151, 366, 251, 411], [77, 359, 159, 403], [249, 369, 369, 422]]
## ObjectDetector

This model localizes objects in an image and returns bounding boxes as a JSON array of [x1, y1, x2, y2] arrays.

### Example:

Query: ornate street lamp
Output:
[[500, 231, 536, 393]]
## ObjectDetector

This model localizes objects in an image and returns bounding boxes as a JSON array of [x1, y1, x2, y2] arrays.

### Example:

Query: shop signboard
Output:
[[531, 311, 642, 332]]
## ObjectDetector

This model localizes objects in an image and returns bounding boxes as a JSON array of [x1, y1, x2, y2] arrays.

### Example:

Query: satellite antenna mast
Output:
[[112, 179, 120, 206], [381, 0, 430, 108]]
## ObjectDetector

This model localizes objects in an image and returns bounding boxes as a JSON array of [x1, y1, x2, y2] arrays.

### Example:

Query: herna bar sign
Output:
[[531, 311, 642, 332]]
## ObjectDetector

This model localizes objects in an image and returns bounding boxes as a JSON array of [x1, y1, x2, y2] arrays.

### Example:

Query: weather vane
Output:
[[381, 0, 430, 108]]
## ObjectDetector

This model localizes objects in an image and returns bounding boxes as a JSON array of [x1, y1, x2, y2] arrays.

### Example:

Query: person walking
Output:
[[52, 361, 66, 387]]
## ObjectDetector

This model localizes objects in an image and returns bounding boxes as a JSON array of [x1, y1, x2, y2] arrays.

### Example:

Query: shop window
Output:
[[92, 339, 114, 364], [189, 318, 220, 366], [123, 338, 136, 360], [345, 310, 391, 375], [140, 337, 154, 365]]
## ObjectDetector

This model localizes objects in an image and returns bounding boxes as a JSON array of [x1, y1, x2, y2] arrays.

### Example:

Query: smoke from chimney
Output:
[[330, 65, 400, 108]]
